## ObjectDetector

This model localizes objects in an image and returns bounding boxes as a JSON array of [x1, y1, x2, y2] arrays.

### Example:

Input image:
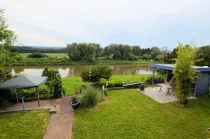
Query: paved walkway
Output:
[[44, 96, 74, 139], [140, 87, 197, 103]]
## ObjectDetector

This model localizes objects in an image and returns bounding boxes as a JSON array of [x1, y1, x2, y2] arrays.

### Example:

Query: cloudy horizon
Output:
[[1, 0, 210, 49]]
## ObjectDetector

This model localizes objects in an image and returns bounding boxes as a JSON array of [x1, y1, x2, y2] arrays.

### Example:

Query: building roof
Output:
[[150, 64, 210, 72], [0, 75, 48, 90]]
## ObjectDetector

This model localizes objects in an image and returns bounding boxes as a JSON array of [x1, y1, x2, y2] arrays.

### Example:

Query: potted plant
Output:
[[139, 76, 145, 91], [139, 84, 145, 91], [71, 95, 80, 109]]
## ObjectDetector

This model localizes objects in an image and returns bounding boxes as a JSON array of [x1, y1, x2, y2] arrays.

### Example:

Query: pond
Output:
[[7, 64, 153, 77]]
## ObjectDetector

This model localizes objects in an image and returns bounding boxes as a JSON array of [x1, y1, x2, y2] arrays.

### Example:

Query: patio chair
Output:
[[158, 77, 174, 96]]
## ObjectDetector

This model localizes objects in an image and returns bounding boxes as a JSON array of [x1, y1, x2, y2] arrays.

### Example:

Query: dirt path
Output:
[[44, 96, 74, 139]]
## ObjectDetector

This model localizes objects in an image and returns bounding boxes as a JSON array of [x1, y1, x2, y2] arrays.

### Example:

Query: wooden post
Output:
[[102, 85, 104, 99], [152, 68, 156, 87]]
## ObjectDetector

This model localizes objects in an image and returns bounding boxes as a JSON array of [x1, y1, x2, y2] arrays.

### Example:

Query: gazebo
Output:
[[150, 64, 210, 96], [0, 75, 48, 107]]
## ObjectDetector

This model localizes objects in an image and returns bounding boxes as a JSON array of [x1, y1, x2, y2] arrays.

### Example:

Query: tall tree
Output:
[[0, 9, 16, 68], [150, 46, 161, 58], [173, 42, 197, 104], [67, 43, 98, 62], [196, 45, 210, 66], [132, 45, 142, 56]]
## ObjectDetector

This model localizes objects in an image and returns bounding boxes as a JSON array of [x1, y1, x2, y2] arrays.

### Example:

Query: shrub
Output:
[[142, 54, 151, 59], [173, 42, 196, 104], [128, 53, 138, 60], [154, 55, 163, 61], [42, 67, 64, 97], [80, 86, 102, 107], [72, 95, 79, 104], [81, 65, 113, 83], [28, 52, 48, 58], [98, 78, 123, 87], [54, 75, 63, 97], [104, 88, 109, 96]]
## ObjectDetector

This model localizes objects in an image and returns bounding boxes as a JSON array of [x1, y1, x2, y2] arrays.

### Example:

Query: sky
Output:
[[1, 0, 210, 49]]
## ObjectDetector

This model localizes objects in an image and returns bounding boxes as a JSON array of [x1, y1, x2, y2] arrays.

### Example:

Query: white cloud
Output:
[[0, 0, 210, 47]]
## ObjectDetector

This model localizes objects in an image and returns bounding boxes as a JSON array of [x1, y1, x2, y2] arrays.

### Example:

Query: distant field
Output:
[[20, 53, 68, 58]]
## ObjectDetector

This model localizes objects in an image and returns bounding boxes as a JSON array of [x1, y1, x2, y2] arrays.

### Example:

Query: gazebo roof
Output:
[[150, 64, 210, 72], [0, 75, 47, 90]]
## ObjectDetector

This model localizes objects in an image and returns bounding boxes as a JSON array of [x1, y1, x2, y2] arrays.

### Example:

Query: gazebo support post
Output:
[[15, 89, 18, 102], [22, 97, 25, 112], [36, 87, 40, 107], [152, 68, 156, 87]]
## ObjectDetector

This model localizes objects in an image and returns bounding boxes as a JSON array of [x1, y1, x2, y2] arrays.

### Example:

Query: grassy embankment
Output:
[[0, 109, 51, 139], [9, 53, 158, 66], [62, 74, 156, 96], [73, 89, 210, 138]]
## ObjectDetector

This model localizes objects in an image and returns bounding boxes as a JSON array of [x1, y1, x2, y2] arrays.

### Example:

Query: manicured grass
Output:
[[73, 89, 210, 138], [62, 74, 156, 95], [62, 77, 90, 96], [0, 109, 51, 139]]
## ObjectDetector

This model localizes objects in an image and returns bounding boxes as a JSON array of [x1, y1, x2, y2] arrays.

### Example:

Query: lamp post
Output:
[[89, 66, 91, 82]]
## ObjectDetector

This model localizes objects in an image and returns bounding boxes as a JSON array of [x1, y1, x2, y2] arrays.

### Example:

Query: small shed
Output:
[[150, 64, 210, 96], [0, 75, 48, 107]]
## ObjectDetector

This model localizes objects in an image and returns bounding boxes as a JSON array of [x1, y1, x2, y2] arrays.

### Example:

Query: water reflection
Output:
[[7, 64, 152, 77]]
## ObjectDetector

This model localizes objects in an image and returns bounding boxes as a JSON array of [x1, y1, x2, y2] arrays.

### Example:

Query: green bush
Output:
[[99, 78, 123, 87], [142, 54, 151, 59], [154, 55, 163, 61], [80, 86, 102, 107], [81, 65, 113, 83], [27, 52, 48, 58], [128, 53, 138, 60], [104, 88, 109, 96], [72, 95, 79, 104]]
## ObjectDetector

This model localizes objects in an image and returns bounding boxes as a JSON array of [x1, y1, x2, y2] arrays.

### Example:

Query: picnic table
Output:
[[157, 83, 173, 96]]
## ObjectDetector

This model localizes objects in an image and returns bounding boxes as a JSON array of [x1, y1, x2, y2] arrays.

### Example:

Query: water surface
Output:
[[8, 64, 152, 77]]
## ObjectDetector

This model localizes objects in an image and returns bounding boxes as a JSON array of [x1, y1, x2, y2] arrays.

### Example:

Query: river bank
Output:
[[8, 53, 160, 66]]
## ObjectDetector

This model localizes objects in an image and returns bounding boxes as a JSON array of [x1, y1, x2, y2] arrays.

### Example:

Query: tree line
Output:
[[11, 46, 67, 53], [67, 43, 162, 62]]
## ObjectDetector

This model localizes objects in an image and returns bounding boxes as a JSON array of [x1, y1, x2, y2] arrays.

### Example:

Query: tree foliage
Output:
[[196, 45, 210, 66], [0, 10, 16, 68], [11, 46, 67, 53], [42, 67, 64, 97], [54, 74, 63, 97], [150, 46, 161, 58], [173, 42, 197, 104], [27, 52, 48, 58], [81, 65, 113, 83], [67, 43, 99, 62], [103, 44, 138, 60]]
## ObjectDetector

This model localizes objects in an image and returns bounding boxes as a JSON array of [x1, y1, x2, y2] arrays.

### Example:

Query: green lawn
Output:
[[73, 89, 210, 138], [62, 75, 155, 95], [0, 109, 51, 139]]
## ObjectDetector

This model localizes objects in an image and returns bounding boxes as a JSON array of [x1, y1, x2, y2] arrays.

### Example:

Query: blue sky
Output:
[[1, 0, 210, 49]]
